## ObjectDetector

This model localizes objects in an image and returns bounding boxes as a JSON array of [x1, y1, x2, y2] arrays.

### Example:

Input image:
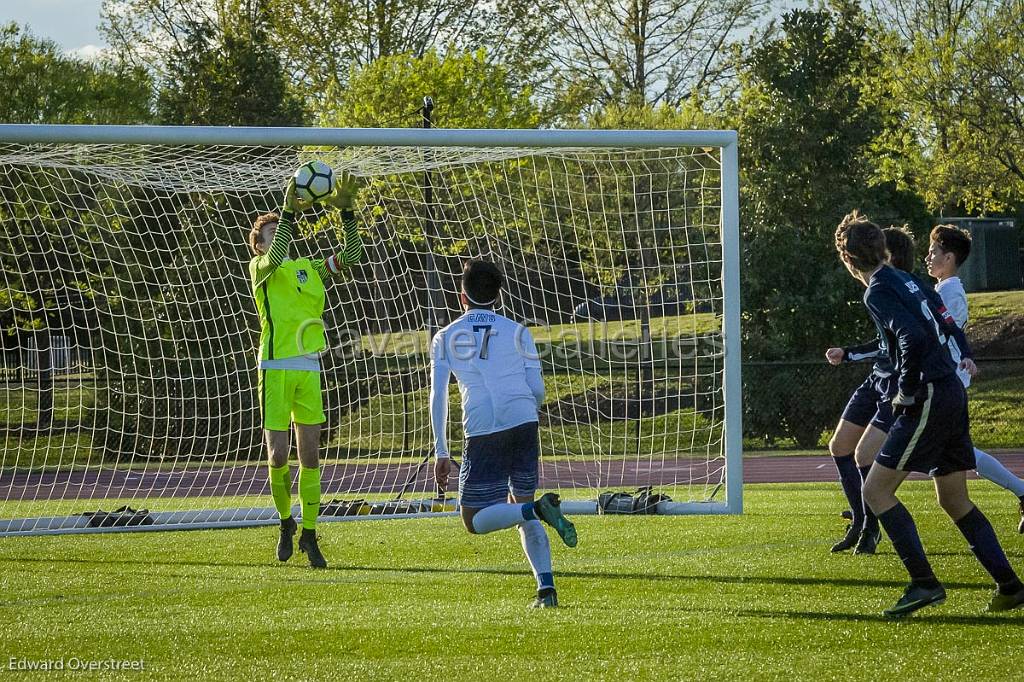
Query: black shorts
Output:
[[841, 374, 895, 433], [459, 422, 540, 508], [875, 375, 975, 476]]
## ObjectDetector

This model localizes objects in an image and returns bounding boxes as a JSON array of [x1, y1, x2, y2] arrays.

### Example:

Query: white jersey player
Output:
[[430, 259, 578, 608], [927, 224, 1024, 533]]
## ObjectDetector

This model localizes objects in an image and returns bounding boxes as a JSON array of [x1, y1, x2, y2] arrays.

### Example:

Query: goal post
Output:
[[0, 124, 741, 536]]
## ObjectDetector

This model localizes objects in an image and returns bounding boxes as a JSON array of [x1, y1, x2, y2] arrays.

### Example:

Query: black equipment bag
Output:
[[597, 486, 671, 515]]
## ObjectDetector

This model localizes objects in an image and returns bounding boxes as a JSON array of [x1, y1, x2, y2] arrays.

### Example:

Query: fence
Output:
[[743, 356, 1024, 452]]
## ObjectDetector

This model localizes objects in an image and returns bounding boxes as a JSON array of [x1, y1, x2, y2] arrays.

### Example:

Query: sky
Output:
[[1, 0, 106, 57]]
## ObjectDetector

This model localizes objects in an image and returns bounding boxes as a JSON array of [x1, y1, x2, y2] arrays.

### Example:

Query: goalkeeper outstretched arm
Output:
[[312, 209, 363, 280], [311, 173, 365, 280]]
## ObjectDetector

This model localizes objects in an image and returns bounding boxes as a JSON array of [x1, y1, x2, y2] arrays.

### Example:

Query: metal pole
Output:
[[0, 124, 739, 148], [720, 140, 743, 515], [422, 96, 441, 340]]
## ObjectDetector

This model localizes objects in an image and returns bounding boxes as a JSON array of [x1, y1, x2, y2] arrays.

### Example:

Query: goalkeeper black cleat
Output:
[[277, 516, 297, 562], [883, 582, 946, 619], [530, 588, 558, 609], [853, 526, 882, 555], [830, 523, 860, 553], [534, 493, 577, 548], [298, 528, 328, 569]]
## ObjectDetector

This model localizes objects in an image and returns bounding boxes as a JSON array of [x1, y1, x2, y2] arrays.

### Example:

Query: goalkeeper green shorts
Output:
[[258, 369, 325, 431]]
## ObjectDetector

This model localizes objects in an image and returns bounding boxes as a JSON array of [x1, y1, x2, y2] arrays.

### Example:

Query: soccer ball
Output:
[[293, 160, 334, 202]]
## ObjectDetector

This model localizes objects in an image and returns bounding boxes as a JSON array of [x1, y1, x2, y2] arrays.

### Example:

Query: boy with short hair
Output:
[[824, 227, 917, 555], [249, 176, 363, 568], [431, 259, 577, 608], [835, 210, 1024, 617], [926, 224, 1024, 533]]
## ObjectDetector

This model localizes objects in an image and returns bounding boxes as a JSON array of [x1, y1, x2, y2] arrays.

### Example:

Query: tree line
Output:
[[2, 0, 1023, 363]]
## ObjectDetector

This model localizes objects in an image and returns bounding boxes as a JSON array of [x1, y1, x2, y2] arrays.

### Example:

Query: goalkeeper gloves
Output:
[[282, 177, 312, 214], [325, 171, 360, 210]]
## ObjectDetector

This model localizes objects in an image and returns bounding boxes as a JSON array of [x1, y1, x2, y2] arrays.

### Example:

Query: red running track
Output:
[[2, 453, 1022, 501]]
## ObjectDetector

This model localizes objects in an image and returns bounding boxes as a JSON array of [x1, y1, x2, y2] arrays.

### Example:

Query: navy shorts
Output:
[[459, 422, 540, 508], [841, 374, 895, 433], [876, 375, 975, 476]]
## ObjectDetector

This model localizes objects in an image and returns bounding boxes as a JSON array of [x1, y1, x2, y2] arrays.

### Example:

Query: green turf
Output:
[[1, 482, 1022, 680], [966, 289, 1024, 324]]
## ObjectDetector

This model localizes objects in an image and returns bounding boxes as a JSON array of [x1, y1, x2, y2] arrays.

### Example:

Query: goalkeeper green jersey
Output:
[[249, 208, 362, 363]]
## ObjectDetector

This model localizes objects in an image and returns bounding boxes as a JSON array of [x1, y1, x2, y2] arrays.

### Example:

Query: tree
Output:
[[948, 2, 1024, 209], [104, 0, 559, 116], [264, 0, 556, 107], [0, 23, 152, 125], [867, 0, 1023, 213], [322, 49, 539, 129], [153, 3, 305, 125], [734, 1, 933, 356], [546, 0, 769, 111], [734, 2, 930, 443]]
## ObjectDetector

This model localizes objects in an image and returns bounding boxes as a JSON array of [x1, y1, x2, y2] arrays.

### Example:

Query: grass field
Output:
[[967, 289, 1024, 324], [361, 311, 722, 356], [2, 481, 1023, 680]]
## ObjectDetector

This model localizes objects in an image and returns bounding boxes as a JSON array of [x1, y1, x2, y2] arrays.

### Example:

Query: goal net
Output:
[[0, 126, 741, 535]]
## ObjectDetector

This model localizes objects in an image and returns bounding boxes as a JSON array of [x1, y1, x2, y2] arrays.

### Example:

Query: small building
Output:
[[939, 218, 1021, 292]]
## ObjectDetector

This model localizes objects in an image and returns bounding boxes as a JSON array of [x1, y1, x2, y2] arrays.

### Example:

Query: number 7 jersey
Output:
[[429, 309, 542, 443]]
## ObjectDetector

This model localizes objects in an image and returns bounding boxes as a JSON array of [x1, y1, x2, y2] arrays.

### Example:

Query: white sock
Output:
[[975, 449, 1024, 497], [470, 502, 534, 534], [519, 519, 554, 590]]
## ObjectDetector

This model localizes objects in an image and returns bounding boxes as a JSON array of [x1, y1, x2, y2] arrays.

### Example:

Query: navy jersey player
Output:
[[835, 211, 1024, 617], [430, 260, 577, 609], [822, 228, 916, 555]]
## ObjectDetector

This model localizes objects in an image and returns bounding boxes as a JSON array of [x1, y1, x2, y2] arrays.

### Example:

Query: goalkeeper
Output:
[[248, 174, 363, 569]]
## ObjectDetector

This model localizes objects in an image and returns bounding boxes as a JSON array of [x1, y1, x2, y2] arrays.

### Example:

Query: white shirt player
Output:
[[429, 309, 544, 458], [935, 276, 970, 388]]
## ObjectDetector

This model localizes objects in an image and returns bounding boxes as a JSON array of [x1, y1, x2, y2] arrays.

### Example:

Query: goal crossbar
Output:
[[0, 124, 737, 149]]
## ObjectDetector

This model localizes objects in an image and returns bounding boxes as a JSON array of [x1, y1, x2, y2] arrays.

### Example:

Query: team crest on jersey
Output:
[[904, 279, 919, 293], [296, 269, 308, 284]]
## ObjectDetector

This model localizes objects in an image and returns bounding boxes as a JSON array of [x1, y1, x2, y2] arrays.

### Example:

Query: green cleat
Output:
[[987, 585, 1024, 612], [530, 589, 558, 609], [883, 582, 946, 619], [298, 528, 328, 569], [277, 516, 297, 562], [534, 493, 577, 548]]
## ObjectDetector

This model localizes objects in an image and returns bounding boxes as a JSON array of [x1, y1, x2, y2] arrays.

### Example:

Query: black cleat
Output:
[[884, 582, 946, 619], [1017, 498, 1024, 534], [530, 588, 558, 609], [831, 523, 860, 553], [841, 509, 854, 521], [988, 584, 1024, 612], [277, 516, 297, 562], [298, 528, 328, 569], [854, 526, 882, 555]]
